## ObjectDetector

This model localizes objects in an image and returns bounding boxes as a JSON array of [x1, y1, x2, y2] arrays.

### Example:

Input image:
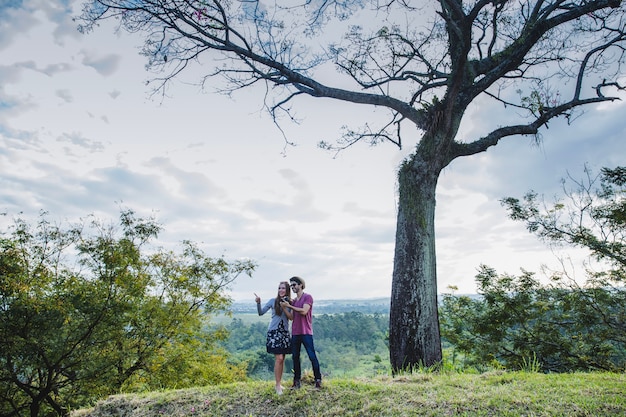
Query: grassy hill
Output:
[[72, 371, 625, 416]]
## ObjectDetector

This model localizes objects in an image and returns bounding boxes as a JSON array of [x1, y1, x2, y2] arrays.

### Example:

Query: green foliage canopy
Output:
[[441, 167, 626, 373], [0, 210, 254, 417]]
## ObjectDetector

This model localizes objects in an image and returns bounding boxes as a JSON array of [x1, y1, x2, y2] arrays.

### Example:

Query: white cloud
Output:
[[81, 51, 121, 76]]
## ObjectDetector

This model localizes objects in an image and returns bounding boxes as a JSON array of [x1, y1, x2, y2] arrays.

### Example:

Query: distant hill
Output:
[[230, 294, 481, 315], [229, 297, 390, 315]]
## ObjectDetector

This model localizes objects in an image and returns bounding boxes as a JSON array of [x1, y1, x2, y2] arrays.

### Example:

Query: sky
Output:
[[1, 0, 625, 302]]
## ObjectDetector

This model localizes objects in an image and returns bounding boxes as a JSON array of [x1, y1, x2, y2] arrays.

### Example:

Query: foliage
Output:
[[0, 210, 254, 417], [502, 165, 626, 276], [219, 313, 390, 379], [72, 372, 626, 417], [441, 266, 626, 372], [441, 167, 626, 372], [76, 0, 626, 372]]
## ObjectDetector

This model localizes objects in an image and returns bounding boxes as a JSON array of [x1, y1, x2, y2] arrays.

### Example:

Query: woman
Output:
[[254, 282, 293, 395]]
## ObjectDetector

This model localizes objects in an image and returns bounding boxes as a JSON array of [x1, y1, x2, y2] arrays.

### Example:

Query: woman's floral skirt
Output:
[[266, 320, 291, 354]]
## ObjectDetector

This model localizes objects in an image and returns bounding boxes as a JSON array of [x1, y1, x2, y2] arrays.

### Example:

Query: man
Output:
[[281, 276, 322, 389]]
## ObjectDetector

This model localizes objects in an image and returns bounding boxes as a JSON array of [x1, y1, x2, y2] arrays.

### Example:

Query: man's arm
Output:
[[289, 303, 311, 316], [280, 301, 311, 316]]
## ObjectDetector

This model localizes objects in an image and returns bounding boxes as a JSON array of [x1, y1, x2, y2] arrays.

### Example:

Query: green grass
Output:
[[72, 371, 625, 416]]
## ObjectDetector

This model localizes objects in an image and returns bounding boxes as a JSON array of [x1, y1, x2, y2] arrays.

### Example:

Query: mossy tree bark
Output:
[[389, 157, 443, 371]]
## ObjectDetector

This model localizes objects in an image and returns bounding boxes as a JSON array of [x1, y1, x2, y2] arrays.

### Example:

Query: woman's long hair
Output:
[[274, 281, 291, 314]]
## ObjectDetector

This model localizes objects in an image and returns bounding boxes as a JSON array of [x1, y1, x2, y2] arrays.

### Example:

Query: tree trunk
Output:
[[30, 399, 41, 417], [389, 155, 443, 373]]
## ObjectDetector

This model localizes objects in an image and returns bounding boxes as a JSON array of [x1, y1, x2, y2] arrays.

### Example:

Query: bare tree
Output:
[[77, 0, 625, 373]]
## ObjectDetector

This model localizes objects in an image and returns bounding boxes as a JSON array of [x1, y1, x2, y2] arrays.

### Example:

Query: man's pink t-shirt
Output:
[[291, 293, 314, 335]]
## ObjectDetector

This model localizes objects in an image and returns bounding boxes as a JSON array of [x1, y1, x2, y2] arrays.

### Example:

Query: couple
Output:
[[254, 276, 322, 395]]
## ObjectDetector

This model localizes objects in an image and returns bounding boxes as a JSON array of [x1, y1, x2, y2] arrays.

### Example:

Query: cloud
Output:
[[42, 62, 73, 76], [81, 51, 122, 76], [144, 156, 228, 201], [342, 201, 389, 219], [57, 131, 105, 153], [0, 1, 38, 50], [55, 89, 73, 103], [0, 125, 42, 153], [0, 61, 31, 83]]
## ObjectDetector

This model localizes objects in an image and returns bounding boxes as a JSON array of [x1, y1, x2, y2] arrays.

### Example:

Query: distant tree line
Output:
[[218, 312, 389, 379], [229, 299, 389, 315]]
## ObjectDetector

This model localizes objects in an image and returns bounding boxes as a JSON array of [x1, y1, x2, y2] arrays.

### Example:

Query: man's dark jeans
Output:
[[292, 334, 321, 381]]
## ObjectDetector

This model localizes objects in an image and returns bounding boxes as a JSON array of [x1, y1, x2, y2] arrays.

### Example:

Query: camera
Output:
[[281, 297, 290, 303]]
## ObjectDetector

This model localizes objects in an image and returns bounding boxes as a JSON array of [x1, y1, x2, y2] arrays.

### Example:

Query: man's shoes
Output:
[[290, 380, 301, 390], [314, 379, 322, 389]]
